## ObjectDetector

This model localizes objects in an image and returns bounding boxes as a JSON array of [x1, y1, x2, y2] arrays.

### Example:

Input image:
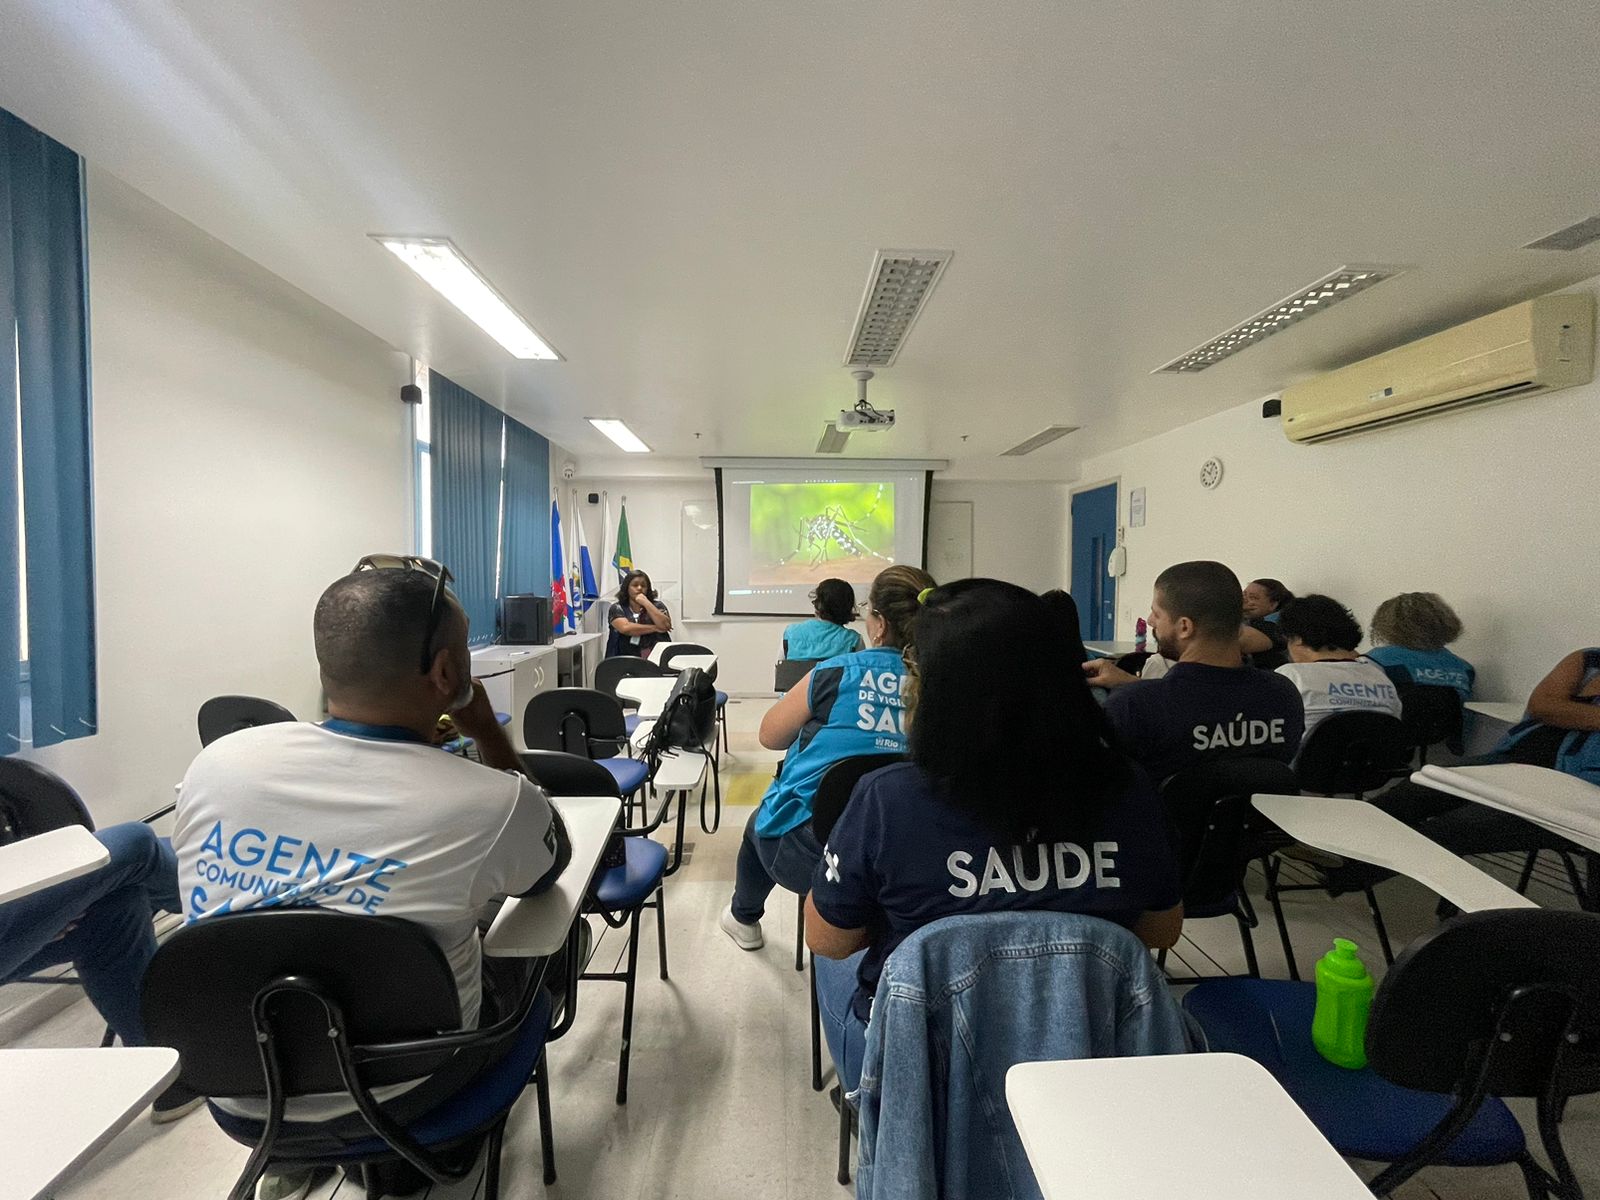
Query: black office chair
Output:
[[1287, 711, 1417, 964], [0, 759, 120, 1045], [523, 688, 649, 803], [806, 752, 906, 1184], [774, 657, 823, 693], [518, 750, 692, 1104], [1157, 758, 1301, 980], [1393, 681, 1465, 764], [142, 909, 560, 1200], [197, 695, 297, 748], [1185, 908, 1600, 1199]]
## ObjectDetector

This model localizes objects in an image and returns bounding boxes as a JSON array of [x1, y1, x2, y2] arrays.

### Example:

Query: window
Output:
[[2, 107, 96, 753]]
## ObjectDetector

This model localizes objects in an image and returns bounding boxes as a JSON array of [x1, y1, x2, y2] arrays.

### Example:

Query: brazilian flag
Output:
[[612, 504, 632, 580]]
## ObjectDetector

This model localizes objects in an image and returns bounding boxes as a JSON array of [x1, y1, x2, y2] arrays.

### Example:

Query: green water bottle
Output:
[[1311, 938, 1375, 1069]]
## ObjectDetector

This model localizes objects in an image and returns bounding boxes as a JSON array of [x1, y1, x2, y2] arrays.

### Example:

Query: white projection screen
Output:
[[715, 464, 932, 616]]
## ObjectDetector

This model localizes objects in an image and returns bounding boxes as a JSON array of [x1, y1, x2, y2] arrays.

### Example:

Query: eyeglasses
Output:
[[353, 554, 457, 673]]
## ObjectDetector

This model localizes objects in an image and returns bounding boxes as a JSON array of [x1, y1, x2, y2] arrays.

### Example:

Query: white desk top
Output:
[[0, 826, 110, 906], [1465, 701, 1525, 725], [666, 653, 717, 673], [627, 723, 710, 791], [615, 676, 676, 718], [551, 632, 604, 648], [1253, 794, 1535, 912], [1006, 1054, 1370, 1200], [483, 794, 620, 958], [1413, 764, 1600, 855], [1084, 641, 1140, 658], [0, 1046, 180, 1200]]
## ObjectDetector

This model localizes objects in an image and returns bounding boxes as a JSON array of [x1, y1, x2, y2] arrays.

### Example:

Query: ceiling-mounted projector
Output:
[[839, 369, 895, 431]]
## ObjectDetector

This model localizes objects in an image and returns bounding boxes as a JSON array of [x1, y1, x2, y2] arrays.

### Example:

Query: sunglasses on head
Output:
[[352, 554, 457, 673]]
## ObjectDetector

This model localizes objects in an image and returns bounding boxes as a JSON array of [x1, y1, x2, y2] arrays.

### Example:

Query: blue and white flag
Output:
[[550, 497, 572, 633], [572, 498, 600, 616]]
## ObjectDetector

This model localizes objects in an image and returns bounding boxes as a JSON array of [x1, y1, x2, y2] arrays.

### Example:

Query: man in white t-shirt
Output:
[[172, 560, 571, 1174], [1273, 593, 1403, 744]]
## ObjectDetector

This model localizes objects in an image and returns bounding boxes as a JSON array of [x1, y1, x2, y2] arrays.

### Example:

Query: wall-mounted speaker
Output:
[[502, 594, 552, 645], [587, 492, 600, 504], [400, 383, 422, 405]]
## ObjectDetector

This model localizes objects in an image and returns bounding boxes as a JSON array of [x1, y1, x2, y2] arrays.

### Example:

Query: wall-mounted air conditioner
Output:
[[1280, 293, 1595, 443]]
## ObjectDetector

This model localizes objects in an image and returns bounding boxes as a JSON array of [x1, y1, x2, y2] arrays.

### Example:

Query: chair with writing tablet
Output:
[[142, 908, 559, 1200], [197, 695, 297, 748], [1392, 680, 1465, 765], [1158, 757, 1302, 980], [519, 749, 691, 1105], [1184, 908, 1600, 1200], [522, 688, 649, 805], [660, 642, 730, 757], [1286, 711, 1415, 963]]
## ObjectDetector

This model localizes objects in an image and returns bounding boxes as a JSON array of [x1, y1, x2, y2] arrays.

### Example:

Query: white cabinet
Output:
[[471, 644, 558, 749]]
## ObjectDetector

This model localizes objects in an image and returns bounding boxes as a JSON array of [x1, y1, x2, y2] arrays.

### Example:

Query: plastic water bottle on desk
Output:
[[1312, 938, 1375, 1068], [1134, 617, 1147, 653]]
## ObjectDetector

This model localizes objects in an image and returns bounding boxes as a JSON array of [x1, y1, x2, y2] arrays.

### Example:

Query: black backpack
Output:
[[644, 666, 717, 758]]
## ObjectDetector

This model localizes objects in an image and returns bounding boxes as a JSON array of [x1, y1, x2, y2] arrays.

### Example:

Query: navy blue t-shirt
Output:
[[1104, 662, 1305, 785], [810, 761, 1181, 1019]]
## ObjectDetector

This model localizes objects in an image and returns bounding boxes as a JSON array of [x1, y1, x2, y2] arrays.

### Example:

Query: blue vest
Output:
[[755, 646, 907, 838], [784, 618, 863, 661], [1366, 645, 1475, 701], [1495, 648, 1600, 786]]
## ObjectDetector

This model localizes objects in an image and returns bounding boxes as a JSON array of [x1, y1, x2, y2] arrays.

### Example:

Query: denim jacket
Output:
[[855, 911, 1194, 1200]]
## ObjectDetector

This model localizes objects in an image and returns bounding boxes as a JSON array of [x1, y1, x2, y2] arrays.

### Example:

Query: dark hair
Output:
[[1371, 592, 1463, 651], [812, 578, 857, 626], [1040, 589, 1088, 667], [868, 564, 936, 651], [1278, 594, 1363, 652], [910, 579, 1127, 843], [1249, 578, 1295, 611], [314, 570, 458, 695], [1154, 561, 1246, 641], [616, 569, 653, 609]]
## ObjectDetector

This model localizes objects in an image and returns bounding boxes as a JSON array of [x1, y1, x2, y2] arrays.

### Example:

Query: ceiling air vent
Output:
[[843, 250, 953, 367], [1000, 425, 1078, 456], [1153, 265, 1401, 373], [816, 423, 851, 454], [1523, 215, 1600, 252]]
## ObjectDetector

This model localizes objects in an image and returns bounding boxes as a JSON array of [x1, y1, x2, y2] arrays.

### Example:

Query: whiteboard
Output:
[[680, 500, 719, 620], [927, 500, 974, 583]]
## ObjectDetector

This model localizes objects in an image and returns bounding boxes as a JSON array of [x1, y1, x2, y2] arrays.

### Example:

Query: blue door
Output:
[[1070, 483, 1118, 643]]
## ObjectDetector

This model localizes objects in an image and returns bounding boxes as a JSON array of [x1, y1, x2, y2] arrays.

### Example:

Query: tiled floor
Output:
[[9, 696, 1596, 1199]]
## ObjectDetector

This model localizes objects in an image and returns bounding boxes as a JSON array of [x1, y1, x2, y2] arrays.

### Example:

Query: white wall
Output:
[[24, 171, 410, 825], [575, 474, 1069, 692], [1074, 275, 1600, 703]]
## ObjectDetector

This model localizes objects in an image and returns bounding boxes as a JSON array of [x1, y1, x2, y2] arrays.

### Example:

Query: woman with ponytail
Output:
[[719, 565, 935, 951]]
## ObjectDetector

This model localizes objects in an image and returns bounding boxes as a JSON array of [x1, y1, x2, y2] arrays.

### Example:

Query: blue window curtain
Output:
[[2, 109, 95, 751], [428, 371, 503, 647], [500, 416, 550, 598]]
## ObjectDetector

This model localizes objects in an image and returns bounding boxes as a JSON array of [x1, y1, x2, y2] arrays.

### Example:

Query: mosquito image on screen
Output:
[[749, 481, 895, 585]]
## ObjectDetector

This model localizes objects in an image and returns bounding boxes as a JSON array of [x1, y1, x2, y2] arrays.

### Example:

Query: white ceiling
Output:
[[4, 0, 1600, 479]]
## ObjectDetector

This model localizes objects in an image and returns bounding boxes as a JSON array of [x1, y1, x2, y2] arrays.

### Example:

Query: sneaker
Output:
[[150, 1080, 205, 1123], [256, 1167, 333, 1200], [719, 905, 764, 950]]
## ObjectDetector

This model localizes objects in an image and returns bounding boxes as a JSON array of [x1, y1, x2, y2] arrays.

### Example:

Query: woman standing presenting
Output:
[[606, 569, 672, 658]]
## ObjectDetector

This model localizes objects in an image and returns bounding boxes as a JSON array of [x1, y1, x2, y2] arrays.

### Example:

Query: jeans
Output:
[[813, 949, 868, 1092], [0, 823, 179, 1045], [729, 807, 824, 924]]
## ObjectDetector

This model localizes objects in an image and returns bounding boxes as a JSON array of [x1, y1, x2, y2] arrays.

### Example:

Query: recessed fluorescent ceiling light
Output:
[[1523, 214, 1600, 252], [370, 235, 561, 360], [1000, 425, 1079, 456], [1153, 265, 1400, 373], [588, 418, 651, 453], [844, 250, 954, 367]]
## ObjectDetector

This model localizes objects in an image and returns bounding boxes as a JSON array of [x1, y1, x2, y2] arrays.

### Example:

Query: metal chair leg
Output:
[[810, 954, 824, 1092], [1235, 913, 1261, 978], [616, 907, 642, 1105], [535, 1051, 557, 1185], [483, 1116, 506, 1200], [837, 1088, 853, 1185], [1263, 857, 1300, 981], [1517, 851, 1540, 895], [795, 893, 806, 972], [655, 885, 669, 981], [1363, 885, 1396, 964]]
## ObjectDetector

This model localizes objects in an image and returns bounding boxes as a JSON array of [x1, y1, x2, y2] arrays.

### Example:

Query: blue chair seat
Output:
[[715, 691, 728, 708], [1183, 979, 1524, 1166], [209, 990, 553, 1159], [624, 713, 641, 734], [599, 757, 648, 795], [589, 837, 668, 910]]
